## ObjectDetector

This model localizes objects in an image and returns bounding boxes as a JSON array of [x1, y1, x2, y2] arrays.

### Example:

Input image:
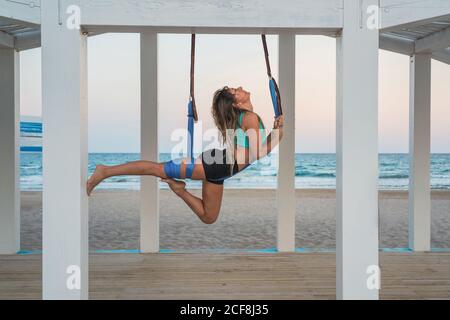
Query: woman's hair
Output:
[[211, 86, 241, 171], [211, 86, 240, 145]]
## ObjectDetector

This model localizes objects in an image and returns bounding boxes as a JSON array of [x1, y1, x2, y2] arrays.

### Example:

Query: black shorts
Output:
[[201, 149, 239, 185]]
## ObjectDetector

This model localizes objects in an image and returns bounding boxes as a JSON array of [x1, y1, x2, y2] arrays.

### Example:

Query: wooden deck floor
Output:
[[1, 252, 449, 300]]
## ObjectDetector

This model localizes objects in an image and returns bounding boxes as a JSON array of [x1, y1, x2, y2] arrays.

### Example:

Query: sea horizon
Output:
[[20, 152, 450, 191]]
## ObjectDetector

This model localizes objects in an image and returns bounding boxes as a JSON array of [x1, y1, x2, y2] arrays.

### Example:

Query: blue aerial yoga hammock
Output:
[[262, 35, 283, 118], [164, 35, 198, 180], [164, 34, 282, 181]]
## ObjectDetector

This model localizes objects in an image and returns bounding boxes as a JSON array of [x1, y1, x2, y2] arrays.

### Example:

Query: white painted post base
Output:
[[408, 53, 431, 252], [277, 34, 296, 252], [0, 48, 20, 255], [336, 0, 379, 300], [140, 31, 160, 253], [42, 0, 89, 300]]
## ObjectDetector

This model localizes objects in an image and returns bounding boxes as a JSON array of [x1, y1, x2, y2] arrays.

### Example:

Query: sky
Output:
[[19, 33, 450, 153]]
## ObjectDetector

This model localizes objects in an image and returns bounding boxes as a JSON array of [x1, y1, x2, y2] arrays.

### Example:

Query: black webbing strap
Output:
[[262, 34, 273, 78], [190, 34, 199, 122], [262, 35, 283, 116]]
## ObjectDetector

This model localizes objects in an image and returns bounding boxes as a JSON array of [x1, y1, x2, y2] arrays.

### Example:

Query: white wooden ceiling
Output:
[[0, 1, 449, 64]]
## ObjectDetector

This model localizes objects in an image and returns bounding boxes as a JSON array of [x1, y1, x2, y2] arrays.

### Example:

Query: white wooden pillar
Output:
[[140, 32, 160, 253], [336, 0, 379, 300], [42, 0, 89, 299], [408, 53, 431, 252], [0, 48, 20, 254], [277, 34, 296, 252]]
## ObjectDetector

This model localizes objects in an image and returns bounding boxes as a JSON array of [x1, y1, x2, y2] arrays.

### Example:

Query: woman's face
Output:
[[229, 87, 251, 106]]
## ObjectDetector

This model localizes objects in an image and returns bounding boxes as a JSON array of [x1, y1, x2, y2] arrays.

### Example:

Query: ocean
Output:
[[20, 153, 450, 191]]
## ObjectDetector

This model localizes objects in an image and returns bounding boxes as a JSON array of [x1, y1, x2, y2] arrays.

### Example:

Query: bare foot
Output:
[[162, 178, 186, 194], [86, 165, 107, 196]]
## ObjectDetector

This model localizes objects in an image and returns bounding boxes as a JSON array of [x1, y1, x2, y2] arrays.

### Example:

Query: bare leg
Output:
[[87, 158, 222, 224], [87, 157, 206, 194], [163, 178, 224, 224], [87, 161, 166, 196]]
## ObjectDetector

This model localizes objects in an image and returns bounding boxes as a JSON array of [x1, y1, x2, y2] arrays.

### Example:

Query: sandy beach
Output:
[[20, 189, 450, 251]]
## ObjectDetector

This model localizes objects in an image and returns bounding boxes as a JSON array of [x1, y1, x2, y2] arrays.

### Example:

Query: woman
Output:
[[87, 86, 284, 224]]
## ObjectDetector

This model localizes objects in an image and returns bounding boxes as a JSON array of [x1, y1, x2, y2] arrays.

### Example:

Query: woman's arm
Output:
[[243, 113, 284, 163]]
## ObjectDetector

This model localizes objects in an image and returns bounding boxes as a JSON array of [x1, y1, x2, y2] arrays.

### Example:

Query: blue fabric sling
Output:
[[185, 98, 196, 178], [164, 35, 198, 180], [262, 35, 283, 118], [269, 78, 282, 118]]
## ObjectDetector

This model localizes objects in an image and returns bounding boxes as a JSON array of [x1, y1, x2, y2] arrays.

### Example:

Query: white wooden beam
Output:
[[3, 0, 450, 38], [380, 34, 415, 55], [0, 0, 41, 25], [380, 1, 450, 31], [74, 0, 343, 32], [408, 53, 431, 252], [0, 29, 40, 52], [415, 26, 450, 53], [432, 48, 450, 64], [4, 0, 448, 35], [336, 0, 379, 300], [42, 0, 88, 300], [0, 48, 20, 254], [0, 30, 14, 48], [84, 26, 340, 36], [140, 31, 159, 253], [15, 30, 41, 51], [277, 33, 296, 253]]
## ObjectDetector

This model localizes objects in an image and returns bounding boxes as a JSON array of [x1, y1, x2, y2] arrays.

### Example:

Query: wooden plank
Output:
[[277, 33, 296, 252], [41, 0, 88, 299], [0, 48, 20, 254], [336, 0, 379, 300], [72, 0, 343, 31], [0, 30, 14, 48], [415, 26, 450, 53], [140, 31, 159, 253], [380, 34, 415, 55], [84, 26, 341, 36], [409, 53, 431, 252], [14, 30, 40, 51], [1, 253, 450, 300], [432, 48, 450, 64], [380, 1, 450, 31], [0, 0, 41, 26]]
